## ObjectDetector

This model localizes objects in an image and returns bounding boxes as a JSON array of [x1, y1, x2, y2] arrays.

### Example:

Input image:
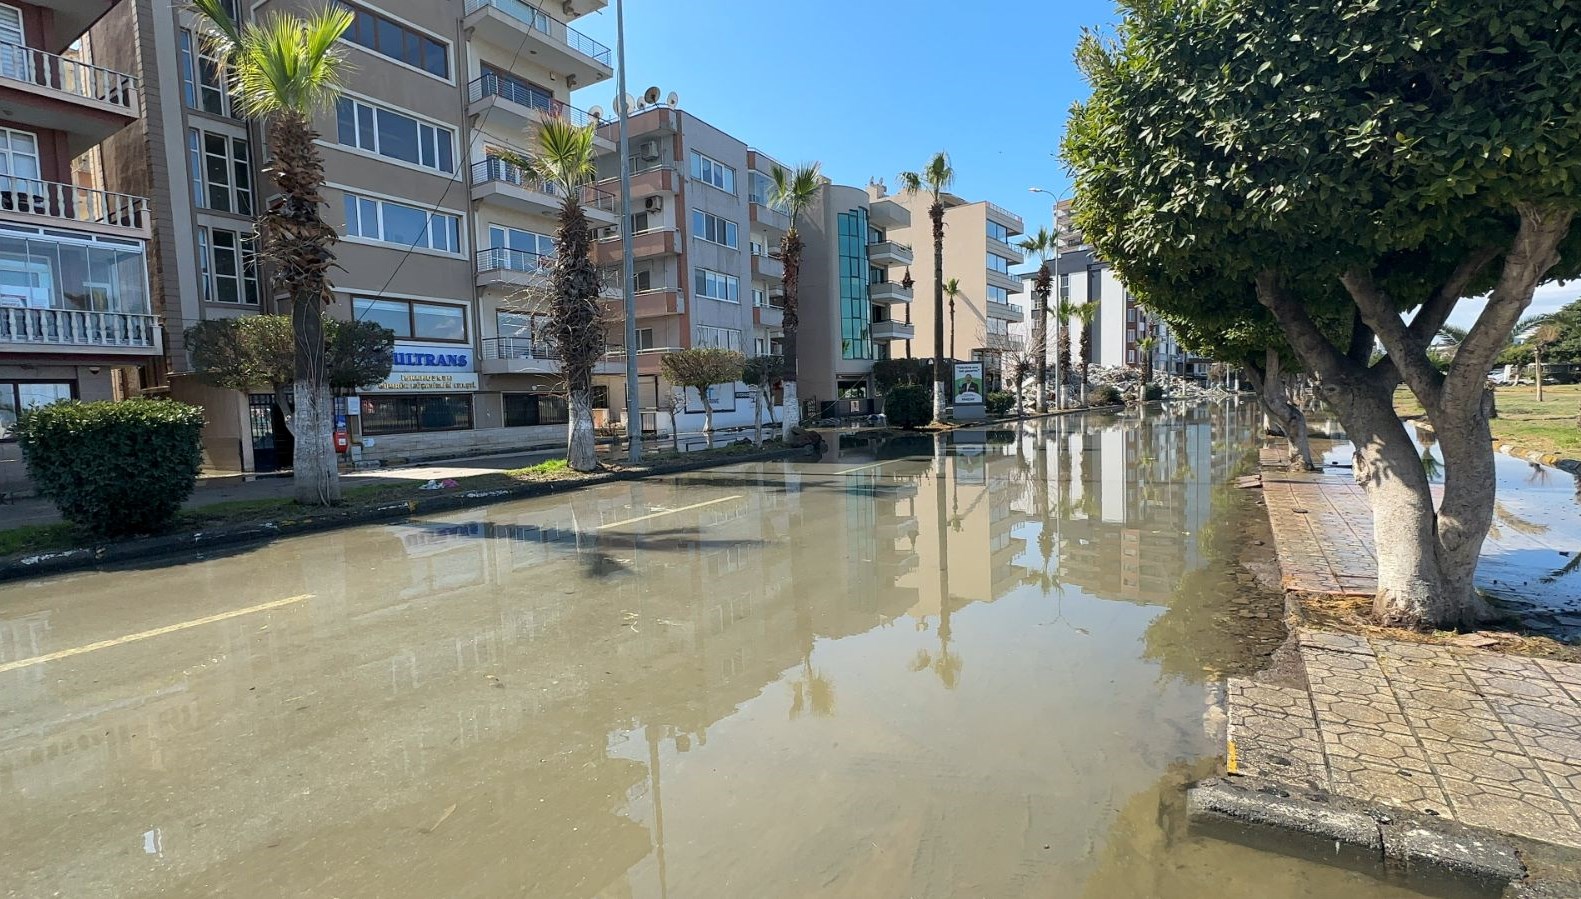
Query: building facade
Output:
[[883, 185, 1025, 391], [0, 0, 156, 495]]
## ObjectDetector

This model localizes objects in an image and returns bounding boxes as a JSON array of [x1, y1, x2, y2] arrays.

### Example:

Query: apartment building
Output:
[[588, 106, 787, 434], [93, 0, 630, 470], [0, 0, 155, 493], [796, 180, 913, 410], [884, 185, 1025, 392]]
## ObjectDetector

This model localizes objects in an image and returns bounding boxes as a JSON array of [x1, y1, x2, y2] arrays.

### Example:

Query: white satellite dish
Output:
[[588, 105, 605, 120], [624, 93, 637, 113], [666, 91, 679, 107]]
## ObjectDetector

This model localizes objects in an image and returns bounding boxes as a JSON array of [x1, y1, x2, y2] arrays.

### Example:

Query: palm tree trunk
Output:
[[550, 195, 604, 472], [931, 202, 947, 424], [753, 388, 764, 447], [568, 387, 596, 469], [781, 229, 804, 438], [1536, 348, 1545, 402], [1033, 264, 1050, 413], [1080, 327, 1092, 406], [701, 393, 714, 448]]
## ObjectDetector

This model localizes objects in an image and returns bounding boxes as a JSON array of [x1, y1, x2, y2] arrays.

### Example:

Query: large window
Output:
[[0, 381, 72, 440], [188, 130, 252, 215], [693, 267, 738, 302], [0, 231, 150, 313], [479, 66, 556, 113], [691, 210, 737, 248], [343, 192, 460, 254], [360, 393, 472, 435], [336, 0, 449, 79], [503, 393, 567, 428], [987, 285, 1010, 304], [335, 97, 454, 173], [179, 29, 233, 117], [986, 220, 1012, 243], [838, 208, 871, 360], [696, 325, 741, 351], [690, 151, 735, 194], [1058, 271, 1071, 301], [353, 296, 467, 342], [987, 252, 1012, 275], [197, 226, 260, 305], [488, 225, 554, 258]]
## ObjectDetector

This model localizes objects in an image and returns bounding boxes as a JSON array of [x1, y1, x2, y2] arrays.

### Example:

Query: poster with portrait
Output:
[[953, 362, 985, 405]]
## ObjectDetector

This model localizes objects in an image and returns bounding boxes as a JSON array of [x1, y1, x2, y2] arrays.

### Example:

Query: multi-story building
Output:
[[588, 106, 786, 435], [796, 180, 913, 411], [883, 184, 1025, 391], [0, 0, 155, 493]]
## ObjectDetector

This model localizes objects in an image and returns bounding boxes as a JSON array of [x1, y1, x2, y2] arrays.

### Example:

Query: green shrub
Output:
[[1088, 385, 1123, 406], [885, 385, 930, 429], [15, 399, 206, 536], [985, 391, 1015, 416], [1142, 383, 1165, 401]]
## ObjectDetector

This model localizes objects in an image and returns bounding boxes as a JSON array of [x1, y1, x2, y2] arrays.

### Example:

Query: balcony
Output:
[[988, 235, 1024, 263], [0, 44, 140, 155], [867, 281, 912, 305], [753, 303, 783, 328], [471, 157, 618, 225], [599, 288, 682, 319], [0, 178, 149, 238], [867, 240, 913, 266], [985, 200, 1024, 235], [604, 345, 681, 375], [986, 299, 1021, 321], [983, 331, 1024, 352], [595, 164, 680, 199], [749, 199, 790, 233], [466, 76, 615, 152], [476, 246, 553, 292], [751, 253, 784, 281], [462, 0, 613, 87], [986, 269, 1023, 292], [868, 198, 909, 231], [481, 337, 622, 375], [592, 227, 680, 264], [1, 308, 161, 356], [870, 318, 914, 341]]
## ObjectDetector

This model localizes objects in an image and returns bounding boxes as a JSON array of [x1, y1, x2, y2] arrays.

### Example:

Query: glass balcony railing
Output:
[[467, 76, 599, 127], [472, 157, 617, 214], [461, 0, 612, 68]]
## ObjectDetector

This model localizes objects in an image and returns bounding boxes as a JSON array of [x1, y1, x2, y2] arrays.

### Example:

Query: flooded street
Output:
[[1, 402, 1442, 897]]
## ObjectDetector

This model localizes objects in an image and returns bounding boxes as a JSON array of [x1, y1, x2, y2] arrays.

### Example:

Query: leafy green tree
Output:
[[1018, 227, 1058, 412], [900, 152, 956, 424], [1064, 0, 1581, 628], [191, 0, 353, 504], [770, 163, 823, 439], [660, 348, 744, 442]]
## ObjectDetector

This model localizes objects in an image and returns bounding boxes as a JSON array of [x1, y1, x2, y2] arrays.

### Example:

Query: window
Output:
[[337, 0, 449, 79], [360, 394, 472, 435], [752, 287, 766, 307], [629, 210, 655, 234], [635, 327, 654, 350], [188, 130, 253, 215], [1058, 272, 1071, 301], [179, 29, 233, 116], [197, 226, 260, 304], [748, 170, 774, 204], [1127, 350, 1137, 364], [487, 224, 554, 271], [343, 192, 461, 254], [335, 97, 454, 173], [754, 337, 767, 355], [690, 151, 735, 194], [987, 285, 1009, 304], [987, 220, 1011, 243], [353, 296, 467, 341], [691, 210, 738, 248], [987, 252, 1012, 274], [0, 127, 40, 195], [749, 240, 766, 257], [696, 325, 741, 351], [1127, 307, 1138, 322], [0, 381, 73, 440], [694, 267, 738, 302], [503, 393, 567, 427], [1088, 269, 1103, 302], [837, 208, 871, 360], [479, 66, 557, 114], [634, 269, 653, 291]]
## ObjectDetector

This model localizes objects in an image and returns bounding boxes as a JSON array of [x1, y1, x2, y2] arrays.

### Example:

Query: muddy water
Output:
[[0, 400, 1441, 897]]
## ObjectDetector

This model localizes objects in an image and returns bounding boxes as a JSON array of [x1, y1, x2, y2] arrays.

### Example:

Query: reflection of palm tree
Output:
[[1421, 447, 1442, 480], [789, 655, 836, 719], [1494, 500, 1550, 536]]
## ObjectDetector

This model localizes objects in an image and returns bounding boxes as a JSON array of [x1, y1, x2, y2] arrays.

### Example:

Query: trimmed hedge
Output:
[[1088, 385, 1123, 406], [885, 385, 930, 429], [985, 391, 1015, 416], [16, 399, 206, 536]]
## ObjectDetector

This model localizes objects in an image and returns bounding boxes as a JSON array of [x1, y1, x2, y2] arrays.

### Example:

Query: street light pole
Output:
[[615, 0, 640, 462], [1029, 186, 1069, 412]]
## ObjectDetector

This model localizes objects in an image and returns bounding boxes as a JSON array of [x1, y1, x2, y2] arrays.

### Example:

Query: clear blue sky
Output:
[[569, 0, 1118, 270]]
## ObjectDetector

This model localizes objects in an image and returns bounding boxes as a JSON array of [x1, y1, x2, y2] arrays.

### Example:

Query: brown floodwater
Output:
[[0, 401, 1448, 897]]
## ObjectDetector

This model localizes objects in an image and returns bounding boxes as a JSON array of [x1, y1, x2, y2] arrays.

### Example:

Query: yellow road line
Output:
[[596, 495, 744, 530], [0, 594, 314, 675]]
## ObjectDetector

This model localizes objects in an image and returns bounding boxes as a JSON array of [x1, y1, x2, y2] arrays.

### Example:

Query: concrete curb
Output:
[[1492, 440, 1581, 475], [1189, 777, 1525, 887], [0, 446, 814, 584]]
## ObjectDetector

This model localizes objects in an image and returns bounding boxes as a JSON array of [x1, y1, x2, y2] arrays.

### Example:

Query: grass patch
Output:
[[504, 458, 574, 479], [1396, 383, 1581, 459], [0, 522, 77, 556]]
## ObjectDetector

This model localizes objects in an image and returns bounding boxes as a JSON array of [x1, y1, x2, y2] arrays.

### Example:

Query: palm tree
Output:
[[1018, 227, 1057, 413], [1055, 297, 1078, 402], [1530, 321, 1561, 402], [502, 117, 604, 470], [899, 152, 956, 424], [770, 163, 822, 439], [1138, 335, 1158, 386], [1075, 301, 1099, 405], [943, 277, 961, 361], [192, 0, 352, 505]]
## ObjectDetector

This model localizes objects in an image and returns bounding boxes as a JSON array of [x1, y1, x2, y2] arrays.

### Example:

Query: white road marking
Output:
[[596, 495, 745, 530]]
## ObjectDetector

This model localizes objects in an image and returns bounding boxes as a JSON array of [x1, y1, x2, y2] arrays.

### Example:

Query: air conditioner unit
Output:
[[639, 140, 660, 160], [644, 195, 663, 212], [598, 226, 618, 241]]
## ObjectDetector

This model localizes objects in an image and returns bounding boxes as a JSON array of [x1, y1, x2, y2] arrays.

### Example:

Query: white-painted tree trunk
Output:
[[782, 379, 800, 439], [752, 388, 764, 447], [291, 381, 340, 505], [567, 388, 597, 471], [933, 375, 947, 423], [701, 395, 715, 449]]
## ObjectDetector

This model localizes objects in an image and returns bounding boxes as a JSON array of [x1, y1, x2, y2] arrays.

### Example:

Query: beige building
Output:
[[884, 186, 1025, 392]]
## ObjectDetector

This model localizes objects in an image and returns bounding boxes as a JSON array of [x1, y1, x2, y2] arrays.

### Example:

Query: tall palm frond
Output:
[[898, 151, 955, 202], [1019, 227, 1057, 262], [770, 163, 822, 223], [505, 115, 597, 198], [193, 2, 353, 118]]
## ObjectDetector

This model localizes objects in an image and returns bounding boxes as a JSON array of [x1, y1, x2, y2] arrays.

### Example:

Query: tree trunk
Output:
[[1248, 351, 1316, 471], [1033, 265, 1050, 414], [291, 380, 340, 504], [781, 226, 804, 440], [931, 202, 947, 424], [273, 384, 298, 438], [1535, 349, 1545, 402], [752, 387, 763, 447], [567, 387, 597, 471], [782, 379, 800, 437], [701, 392, 714, 448]]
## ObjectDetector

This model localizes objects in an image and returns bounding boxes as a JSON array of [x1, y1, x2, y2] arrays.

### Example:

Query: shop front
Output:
[[352, 341, 479, 463]]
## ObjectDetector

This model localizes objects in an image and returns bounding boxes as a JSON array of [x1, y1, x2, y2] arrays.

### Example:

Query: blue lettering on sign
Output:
[[393, 350, 470, 368]]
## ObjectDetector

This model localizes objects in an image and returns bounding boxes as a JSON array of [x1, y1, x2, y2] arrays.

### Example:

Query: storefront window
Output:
[[0, 381, 73, 439], [503, 393, 567, 427], [359, 393, 472, 435]]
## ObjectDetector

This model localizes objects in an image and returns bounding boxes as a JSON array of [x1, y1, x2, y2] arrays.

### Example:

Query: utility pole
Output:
[[616, 0, 641, 462]]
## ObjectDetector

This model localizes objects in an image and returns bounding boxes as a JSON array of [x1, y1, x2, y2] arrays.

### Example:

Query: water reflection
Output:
[[0, 398, 1442, 898]]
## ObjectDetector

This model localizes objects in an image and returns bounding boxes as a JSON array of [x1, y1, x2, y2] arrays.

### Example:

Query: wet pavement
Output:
[[1, 401, 1447, 897]]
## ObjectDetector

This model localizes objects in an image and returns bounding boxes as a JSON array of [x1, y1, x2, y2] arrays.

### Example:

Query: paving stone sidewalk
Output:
[[1261, 470, 1380, 596], [1230, 629, 1581, 850]]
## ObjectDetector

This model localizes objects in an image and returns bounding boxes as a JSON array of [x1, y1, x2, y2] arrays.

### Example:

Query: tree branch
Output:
[[1253, 270, 1353, 381], [1342, 269, 1444, 410], [1347, 307, 1374, 364], [1405, 247, 1498, 344]]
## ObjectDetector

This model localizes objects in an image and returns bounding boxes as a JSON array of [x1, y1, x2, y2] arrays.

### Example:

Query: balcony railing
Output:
[[0, 308, 159, 349], [482, 336, 558, 361], [988, 235, 1024, 260], [984, 200, 1023, 232], [477, 246, 553, 276], [0, 177, 148, 232], [749, 199, 791, 231], [0, 43, 139, 113], [467, 75, 596, 127], [462, 0, 613, 68], [473, 157, 617, 214]]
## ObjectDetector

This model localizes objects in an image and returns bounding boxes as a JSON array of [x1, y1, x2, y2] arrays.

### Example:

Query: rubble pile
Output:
[[1080, 365, 1237, 402]]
